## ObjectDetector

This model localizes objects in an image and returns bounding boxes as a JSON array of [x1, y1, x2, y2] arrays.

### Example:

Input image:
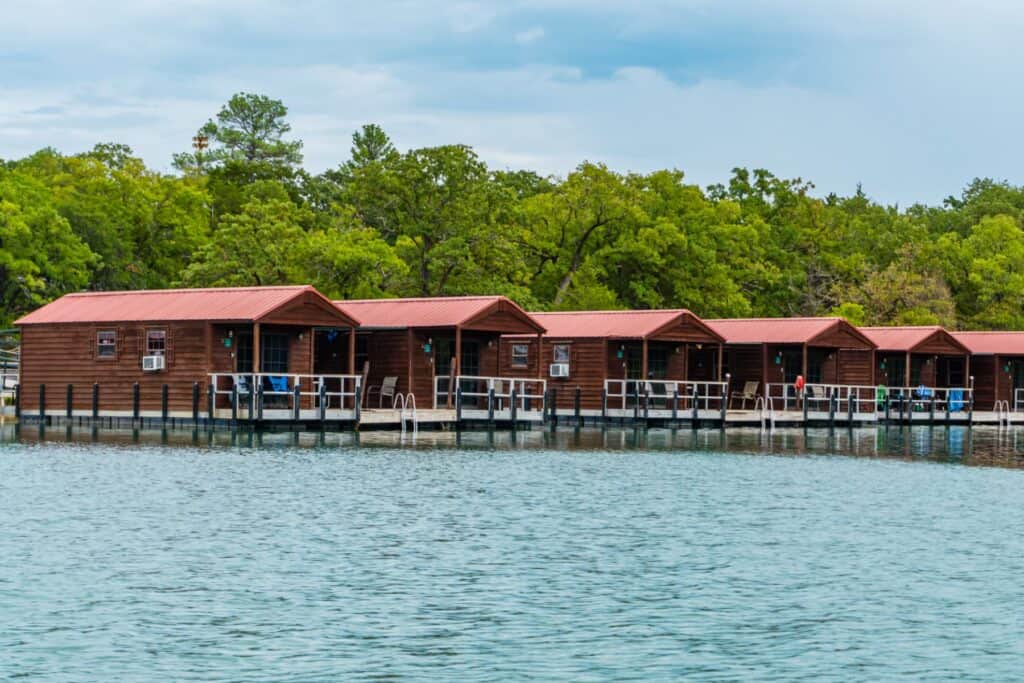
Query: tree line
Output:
[[2, 92, 1023, 329]]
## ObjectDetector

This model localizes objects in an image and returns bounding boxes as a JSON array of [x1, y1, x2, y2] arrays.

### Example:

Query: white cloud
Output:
[[514, 26, 545, 45]]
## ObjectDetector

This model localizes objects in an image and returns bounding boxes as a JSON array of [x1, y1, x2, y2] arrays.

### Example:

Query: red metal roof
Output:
[[14, 286, 356, 326], [706, 317, 869, 346], [953, 331, 1024, 355], [860, 326, 968, 353], [335, 296, 543, 332], [528, 310, 722, 341]]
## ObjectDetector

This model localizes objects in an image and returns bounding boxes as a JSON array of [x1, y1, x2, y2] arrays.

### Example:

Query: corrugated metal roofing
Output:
[[528, 310, 721, 340], [953, 331, 1024, 355], [860, 326, 967, 353], [335, 296, 543, 331], [14, 286, 350, 325], [706, 317, 854, 344]]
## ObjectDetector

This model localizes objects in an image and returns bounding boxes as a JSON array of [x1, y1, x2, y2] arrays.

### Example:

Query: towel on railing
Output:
[[268, 376, 289, 393], [948, 388, 964, 412]]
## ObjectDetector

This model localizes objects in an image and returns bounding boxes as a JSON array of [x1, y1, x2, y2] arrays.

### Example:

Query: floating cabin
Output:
[[860, 327, 970, 390], [500, 310, 725, 411], [705, 317, 877, 406], [952, 332, 1024, 409], [13, 286, 360, 416], [333, 296, 546, 410]]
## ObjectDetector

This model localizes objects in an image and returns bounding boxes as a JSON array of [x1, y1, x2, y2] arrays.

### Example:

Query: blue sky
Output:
[[2, 0, 1022, 204]]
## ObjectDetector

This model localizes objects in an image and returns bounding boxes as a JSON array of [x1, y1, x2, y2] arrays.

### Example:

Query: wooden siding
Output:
[[836, 350, 874, 386]]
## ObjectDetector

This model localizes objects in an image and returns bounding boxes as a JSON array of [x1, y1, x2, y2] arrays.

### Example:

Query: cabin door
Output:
[[435, 339, 480, 378], [1012, 360, 1024, 406]]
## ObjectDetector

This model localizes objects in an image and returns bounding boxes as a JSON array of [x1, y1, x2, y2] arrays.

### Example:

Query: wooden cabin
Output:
[[706, 318, 876, 406], [333, 296, 545, 409], [501, 310, 725, 410], [14, 286, 360, 415], [952, 332, 1024, 409], [860, 327, 969, 390]]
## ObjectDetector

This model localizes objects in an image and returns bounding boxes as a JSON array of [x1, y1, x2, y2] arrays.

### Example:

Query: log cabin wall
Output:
[[687, 348, 719, 381], [20, 321, 212, 412], [500, 338, 607, 410], [360, 330, 412, 407], [723, 345, 764, 396], [836, 350, 873, 386], [970, 355, 996, 409]]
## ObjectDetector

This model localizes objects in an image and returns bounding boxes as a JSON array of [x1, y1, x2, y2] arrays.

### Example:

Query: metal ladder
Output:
[[754, 396, 776, 432], [995, 400, 1013, 428], [393, 393, 419, 434]]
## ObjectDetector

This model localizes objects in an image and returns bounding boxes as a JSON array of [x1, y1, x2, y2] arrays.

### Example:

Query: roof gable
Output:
[[336, 296, 544, 333], [707, 317, 874, 349], [526, 309, 721, 342], [953, 331, 1024, 355], [862, 326, 968, 354]]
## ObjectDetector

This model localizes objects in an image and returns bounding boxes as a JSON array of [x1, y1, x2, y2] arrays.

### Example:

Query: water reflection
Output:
[[5, 423, 1024, 469]]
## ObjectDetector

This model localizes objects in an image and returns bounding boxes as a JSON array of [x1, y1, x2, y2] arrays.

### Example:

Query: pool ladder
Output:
[[995, 400, 1013, 428], [393, 393, 418, 434], [754, 396, 776, 432]]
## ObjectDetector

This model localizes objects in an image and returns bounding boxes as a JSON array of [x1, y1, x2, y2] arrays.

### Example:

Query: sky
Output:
[[2, 0, 1022, 205]]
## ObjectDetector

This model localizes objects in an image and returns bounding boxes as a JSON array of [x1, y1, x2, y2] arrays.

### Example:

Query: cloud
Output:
[[3, 1, 1024, 203]]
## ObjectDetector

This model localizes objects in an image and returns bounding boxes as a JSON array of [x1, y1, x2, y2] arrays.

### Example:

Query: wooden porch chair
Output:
[[231, 374, 252, 395], [729, 381, 759, 409], [367, 376, 398, 408], [645, 381, 669, 409], [491, 379, 505, 410]]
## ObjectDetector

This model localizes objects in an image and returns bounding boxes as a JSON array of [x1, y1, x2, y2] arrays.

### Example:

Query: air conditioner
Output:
[[549, 362, 570, 378], [142, 355, 165, 372]]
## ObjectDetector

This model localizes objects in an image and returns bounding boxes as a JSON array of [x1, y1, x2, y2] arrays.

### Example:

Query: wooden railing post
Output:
[[601, 387, 607, 422], [207, 383, 215, 424], [691, 384, 699, 423], [92, 383, 99, 420], [550, 387, 557, 424], [192, 382, 200, 423], [456, 386, 464, 423], [293, 384, 301, 420], [66, 383, 73, 419], [574, 386, 582, 425], [847, 392, 854, 423], [721, 374, 729, 423], [39, 384, 46, 420], [929, 393, 935, 423], [829, 394, 836, 426], [161, 384, 169, 423], [488, 386, 495, 423], [319, 382, 327, 423], [354, 379, 362, 422], [13, 383, 20, 419], [231, 385, 238, 422], [509, 387, 517, 428], [132, 383, 140, 421]]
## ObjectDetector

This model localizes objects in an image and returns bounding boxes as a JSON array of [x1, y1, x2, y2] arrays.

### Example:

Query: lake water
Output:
[[3, 425, 1024, 681]]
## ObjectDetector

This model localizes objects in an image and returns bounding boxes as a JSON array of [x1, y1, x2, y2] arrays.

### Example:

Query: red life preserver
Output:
[[795, 375, 806, 391]]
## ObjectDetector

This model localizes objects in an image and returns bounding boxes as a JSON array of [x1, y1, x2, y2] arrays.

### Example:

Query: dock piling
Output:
[[293, 384, 301, 420], [207, 384, 214, 425], [92, 383, 99, 421], [66, 384, 73, 419], [192, 383, 199, 423], [510, 387, 517, 428], [601, 389, 607, 421], [132, 383, 140, 421], [13, 383, 20, 419], [691, 384, 699, 424], [162, 384, 169, 423], [39, 384, 45, 420], [456, 386, 464, 423], [575, 386, 582, 426], [488, 386, 495, 423], [318, 382, 327, 423]]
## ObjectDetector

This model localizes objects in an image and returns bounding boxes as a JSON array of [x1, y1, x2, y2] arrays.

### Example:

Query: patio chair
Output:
[[232, 374, 252, 395], [491, 379, 506, 410], [729, 381, 759, 409], [367, 376, 398, 408]]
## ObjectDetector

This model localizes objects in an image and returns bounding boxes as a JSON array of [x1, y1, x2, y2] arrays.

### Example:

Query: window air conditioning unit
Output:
[[142, 355, 166, 372], [549, 362, 570, 378]]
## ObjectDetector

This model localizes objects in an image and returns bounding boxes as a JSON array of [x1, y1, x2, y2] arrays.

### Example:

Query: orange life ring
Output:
[[795, 375, 806, 391]]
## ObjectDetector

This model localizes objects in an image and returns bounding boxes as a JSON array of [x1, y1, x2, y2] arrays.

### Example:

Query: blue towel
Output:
[[948, 389, 964, 412], [269, 376, 289, 393]]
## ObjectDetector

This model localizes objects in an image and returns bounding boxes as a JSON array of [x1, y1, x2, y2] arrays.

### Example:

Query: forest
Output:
[[3, 92, 1024, 330]]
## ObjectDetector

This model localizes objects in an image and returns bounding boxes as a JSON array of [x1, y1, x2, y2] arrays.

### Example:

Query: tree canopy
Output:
[[2, 91, 1023, 330]]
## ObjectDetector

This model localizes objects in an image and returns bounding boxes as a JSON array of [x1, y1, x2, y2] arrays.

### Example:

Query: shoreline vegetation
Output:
[[3, 92, 1024, 330]]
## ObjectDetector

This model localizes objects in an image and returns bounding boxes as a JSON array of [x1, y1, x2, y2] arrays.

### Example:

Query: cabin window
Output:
[[511, 343, 530, 367], [146, 330, 167, 356], [553, 344, 571, 364], [647, 347, 668, 379], [261, 333, 290, 374], [97, 331, 116, 358]]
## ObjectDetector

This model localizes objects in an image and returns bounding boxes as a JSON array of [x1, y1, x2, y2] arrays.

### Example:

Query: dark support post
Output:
[[551, 388, 558, 424], [39, 384, 46, 420], [510, 387, 517, 427], [691, 384, 699, 423], [803, 390, 809, 422], [847, 393, 854, 423], [575, 386, 582, 426], [721, 374, 730, 424], [488, 386, 495, 423], [884, 393, 891, 422], [92, 383, 99, 420], [672, 387, 679, 421], [968, 375, 975, 426], [207, 384, 214, 424], [192, 383, 200, 423], [829, 394, 836, 426], [161, 384, 169, 423], [643, 387, 649, 420], [66, 384, 73, 419], [634, 383, 640, 421], [456, 386, 464, 423], [929, 393, 935, 423], [293, 384, 301, 421], [14, 384, 21, 419], [898, 394, 905, 423], [601, 389, 607, 422], [319, 382, 327, 424], [354, 381, 362, 423], [231, 385, 238, 422], [132, 383, 140, 421]]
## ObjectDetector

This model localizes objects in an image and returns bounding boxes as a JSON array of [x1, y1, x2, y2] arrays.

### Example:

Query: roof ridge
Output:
[[338, 295, 504, 304], [706, 316, 839, 322], [66, 285, 313, 297], [532, 309, 688, 316]]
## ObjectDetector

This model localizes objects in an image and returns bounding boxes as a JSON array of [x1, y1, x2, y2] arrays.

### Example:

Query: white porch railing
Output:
[[877, 386, 972, 414], [209, 373, 362, 416], [433, 375, 547, 412], [1015, 388, 1024, 413], [767, 383, 973, 415], [604, 379, 728, 412]]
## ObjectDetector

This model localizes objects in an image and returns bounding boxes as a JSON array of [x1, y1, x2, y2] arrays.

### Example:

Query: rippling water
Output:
[[3, 425, 1024, 681]]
